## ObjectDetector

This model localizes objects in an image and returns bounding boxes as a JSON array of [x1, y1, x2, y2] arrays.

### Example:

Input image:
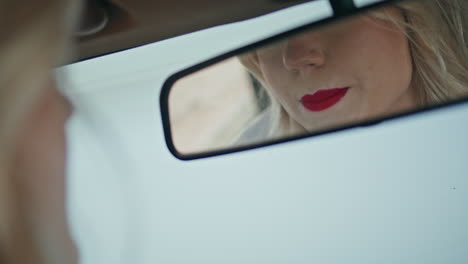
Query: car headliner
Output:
[[77, 0, 310, 61]]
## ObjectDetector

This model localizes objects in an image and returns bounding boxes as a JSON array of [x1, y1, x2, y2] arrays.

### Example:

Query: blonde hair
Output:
[[0, 0, 80, 263], [239, 0, 468, 138]]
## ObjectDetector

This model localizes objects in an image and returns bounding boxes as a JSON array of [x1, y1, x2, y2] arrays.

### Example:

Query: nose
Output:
[[283, 34, 325, 72]]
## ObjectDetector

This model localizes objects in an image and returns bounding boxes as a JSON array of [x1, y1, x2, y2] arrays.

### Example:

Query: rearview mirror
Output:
[[160, 0, 468, 160]]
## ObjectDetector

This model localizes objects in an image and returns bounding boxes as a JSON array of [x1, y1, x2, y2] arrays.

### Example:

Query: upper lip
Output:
[[299, 87, 349, 112], [300, 87, 349, 102]]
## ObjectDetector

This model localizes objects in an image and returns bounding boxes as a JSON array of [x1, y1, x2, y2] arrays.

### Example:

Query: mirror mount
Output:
[[330, 0, 357, 15]]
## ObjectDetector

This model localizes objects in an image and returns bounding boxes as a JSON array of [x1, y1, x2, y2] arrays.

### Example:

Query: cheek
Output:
[[368, 37, 412, 110], [11, 83, 76, 261], [350, 20, 413, 113], [257, 51, 293, 100], [257, 49, 283, 79]]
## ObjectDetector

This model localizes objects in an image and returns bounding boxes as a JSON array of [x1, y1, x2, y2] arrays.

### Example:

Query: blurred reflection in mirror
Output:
[[168, 0, 468, 156]]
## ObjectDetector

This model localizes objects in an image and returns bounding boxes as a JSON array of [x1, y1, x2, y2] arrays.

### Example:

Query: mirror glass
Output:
[[164, 0, 468, 158]]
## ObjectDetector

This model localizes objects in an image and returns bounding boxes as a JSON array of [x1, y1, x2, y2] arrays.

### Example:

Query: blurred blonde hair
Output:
[[0, 0, 80, 263], [239, 0, 468, 138]]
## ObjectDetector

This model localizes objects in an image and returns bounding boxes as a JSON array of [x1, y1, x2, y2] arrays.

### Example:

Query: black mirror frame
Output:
[[159, 0, 468, 161]]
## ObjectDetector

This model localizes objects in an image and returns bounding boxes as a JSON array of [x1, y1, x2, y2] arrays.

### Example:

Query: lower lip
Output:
[[301, 87, 349, 112]]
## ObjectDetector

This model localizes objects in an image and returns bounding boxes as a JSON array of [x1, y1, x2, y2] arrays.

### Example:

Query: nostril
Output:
[[283, 51, 324, 72], [283, 37, 325, 72], [282, 31, 325, 71]]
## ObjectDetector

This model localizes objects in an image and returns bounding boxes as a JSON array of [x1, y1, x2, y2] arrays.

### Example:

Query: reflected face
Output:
[[256, 8, 416, 132]]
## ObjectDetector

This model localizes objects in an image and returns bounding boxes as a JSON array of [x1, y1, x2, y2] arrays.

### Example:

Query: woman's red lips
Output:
[[301, 87, 349, 112]]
